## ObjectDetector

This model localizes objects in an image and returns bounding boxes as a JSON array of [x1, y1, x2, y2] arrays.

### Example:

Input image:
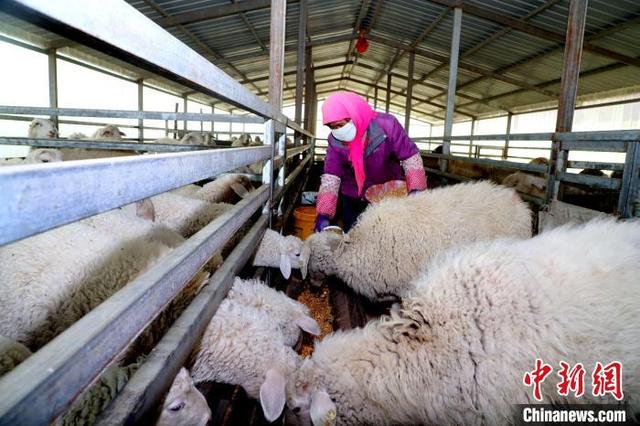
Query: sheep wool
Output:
[[226, 278, 320, 346], [0, 335, 32, 377], [305, 181, 532, 301], [195, 173, 253, 204], [288, 219, 640, 425]]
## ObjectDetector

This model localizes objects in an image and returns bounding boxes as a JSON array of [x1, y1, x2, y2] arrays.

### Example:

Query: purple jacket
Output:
[[324, 113, 420, 198]]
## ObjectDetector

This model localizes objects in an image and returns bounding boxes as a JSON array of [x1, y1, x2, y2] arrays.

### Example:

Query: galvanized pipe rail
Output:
[[0, 137, 217, 152], [0, 105, 263, 124], [0, 186, 269, 425], [0, 146, 270, 245], [96, 215, 269, 425]]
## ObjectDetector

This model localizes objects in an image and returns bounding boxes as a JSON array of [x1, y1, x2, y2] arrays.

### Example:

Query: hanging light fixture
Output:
[[355, 29, 369, 54]]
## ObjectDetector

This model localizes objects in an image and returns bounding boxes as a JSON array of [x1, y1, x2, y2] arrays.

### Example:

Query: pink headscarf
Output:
[[322, 92, 377, 195]]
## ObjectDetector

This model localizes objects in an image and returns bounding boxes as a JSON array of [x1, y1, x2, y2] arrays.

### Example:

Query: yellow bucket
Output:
[[293, 206, 316, 240]]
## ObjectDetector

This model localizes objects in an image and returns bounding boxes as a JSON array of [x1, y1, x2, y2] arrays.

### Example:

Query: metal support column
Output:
[[210, 103, 216, 137], [182, 95, 188, 132], [137, 79, 144, 143], [303, 45, 316, 136], [269, 0, 287, 111], [469, 118, 475, 157], [385, 73, 392, 113], [503, 112, 512, 159], [618, 142, 639, 217], [47, 49, 58, 129], [373, 85, 378, 110], [545, 0, 589, 203], [441, 7, 462, 172], [294, 0, 307, 143], [404, 50, 415, 132]]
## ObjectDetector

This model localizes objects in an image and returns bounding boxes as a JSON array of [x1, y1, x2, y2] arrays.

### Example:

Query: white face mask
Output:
[[331, 121, 356, 142]]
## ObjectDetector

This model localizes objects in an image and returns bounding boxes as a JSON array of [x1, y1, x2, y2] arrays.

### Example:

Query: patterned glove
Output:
[[314, 214, 331, 233], [409, 189, 421, 196]]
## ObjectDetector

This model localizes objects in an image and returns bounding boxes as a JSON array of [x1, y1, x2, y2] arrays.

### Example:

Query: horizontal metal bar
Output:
[[96, 215, 268, 425], [0, 0, 288, 123], [555, 130, 640, 141], [413, 132, 553, 141], [271, 154, 312, 206], [566, 161, 624, 171], [0, 114, 169, 131], [286, 144, 311, 159], [421, 152, 548, 173], [0, 106, 263, 124], [557, 172, 621, 190], [424, 166, 472, 181], [286, 120, 314, 138], [0, 186, 269, 425], [560, 141, 628, 152], [0, 137, 218, 152], [0, 146, 270, 245]]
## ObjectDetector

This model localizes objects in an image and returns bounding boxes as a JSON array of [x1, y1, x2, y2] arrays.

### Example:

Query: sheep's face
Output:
[[229, 175, 253, 198], [96, 125, 125, 140], [156, 368, 211, 426], [287, 360, 337, 426], [27, 148, 63, 164], [28, 119, 58, 139], [305, 231, 344, 284]]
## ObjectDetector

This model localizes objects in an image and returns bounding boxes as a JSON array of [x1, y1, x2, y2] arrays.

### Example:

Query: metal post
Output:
[[137, 79, 144, 143], [545, 0, 589, 203], [47, 49, 58, 129], [617, 142, 639, 217], [294, 0, 307, 133], [303, 45, 316, 135], [182, 95, 188, 132], [373, 85, 378, 110], [173, 102, 178, 137], [385, 73, 392, 113], [428, 123, 433, 151], [503, 112, 512, 159], [469, 118, 475, 157], [404, 51, 415, 132], [210, 104, 215, 137], [442, 7, 462, 172], [269, 0, 287, 110]]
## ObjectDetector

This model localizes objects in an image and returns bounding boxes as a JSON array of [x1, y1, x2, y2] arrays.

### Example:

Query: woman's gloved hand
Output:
[[408, 189, 422, 196], [314, 214, 331, 233]]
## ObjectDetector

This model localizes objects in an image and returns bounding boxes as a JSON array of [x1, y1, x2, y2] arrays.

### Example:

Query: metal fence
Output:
[[0, 0, 314, 424]]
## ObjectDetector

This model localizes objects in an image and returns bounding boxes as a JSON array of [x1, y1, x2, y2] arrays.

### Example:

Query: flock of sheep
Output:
[[0, 118, 638, 425]]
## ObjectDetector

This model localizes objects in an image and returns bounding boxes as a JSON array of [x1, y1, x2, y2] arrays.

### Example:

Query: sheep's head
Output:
[[95, 125, 125, 140], [156, 368, 211, 426], [304, 229, 345, 285], [229, 174, 253, 198], [26, 148, 63, 164], [287, 359, 337, 426], [28, 118, 58, 139]]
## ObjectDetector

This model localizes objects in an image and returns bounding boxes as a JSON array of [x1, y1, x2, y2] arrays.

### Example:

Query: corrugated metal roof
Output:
[[1, 0, 639, 124]]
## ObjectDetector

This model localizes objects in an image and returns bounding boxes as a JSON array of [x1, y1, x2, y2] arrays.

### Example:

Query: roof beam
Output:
[[427, 0, 640, 68], [158, 0, 272, 28], [240, 60, 353, 85], [393, 0, 560, 103], [367, 34, 558, 98], [367, 7, 449, 95]]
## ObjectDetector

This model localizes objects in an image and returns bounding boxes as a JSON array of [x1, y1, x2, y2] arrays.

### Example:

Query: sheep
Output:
[[68, 132, 88, 139], [0, 335, 32, 377], [146, 191, 234, 238], [28, 118, 58, 138], [0, 219, 178, 350], [59, 361, 210, 426], [502, 171, 547, 199], [189, 298, 301, 422], [180, 132, 215, 146], [25, 148, 64, 163], [226, 278, 320, 346], [288, 219, 640, 425], [93, 124, 125, 140], [302, 181, 532, 301], [196, 173, 254, 204]]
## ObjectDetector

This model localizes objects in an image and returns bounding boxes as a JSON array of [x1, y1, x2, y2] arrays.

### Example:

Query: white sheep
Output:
[[68, 132, 88, 139], [190, 298, 301, 422], [288, 219, 640, 425], [25, 148, 64, 163], [93, 124, 125, 140], [502, 171, 547, 199], [302, 181, 531, 301], [156, 367, 211, 426], [28, 118, 58, 138], [226, 277, 320, 346], [195, 173, 253, 204], [180, 132, 215, 146], [0, 219, 178, 350], [0, 335, 32, 377], [253, 229, 308, 279]]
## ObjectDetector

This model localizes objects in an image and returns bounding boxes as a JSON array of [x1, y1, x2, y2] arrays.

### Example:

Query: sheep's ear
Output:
[[531, 179, 546, 191], [259, 368, 286, 422], [119, 130, 126, 136], [310, 390, 336, 426], [279, 254, 292, 279], [295, 315, 320, 336], [230, 182, 250, 198], [135, 199, 155, 221], [299, 244, 310, 279]]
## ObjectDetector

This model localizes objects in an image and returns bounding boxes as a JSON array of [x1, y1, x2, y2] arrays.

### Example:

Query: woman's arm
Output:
[[316, 144, 344, 221], [388, 116, 428, 192]]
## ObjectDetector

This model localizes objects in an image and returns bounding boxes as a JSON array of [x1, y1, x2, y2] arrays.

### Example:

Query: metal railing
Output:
[[0, 0, 315, 424]]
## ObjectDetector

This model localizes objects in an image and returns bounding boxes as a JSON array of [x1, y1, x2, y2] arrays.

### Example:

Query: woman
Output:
[[315, 91, 427, 232]]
